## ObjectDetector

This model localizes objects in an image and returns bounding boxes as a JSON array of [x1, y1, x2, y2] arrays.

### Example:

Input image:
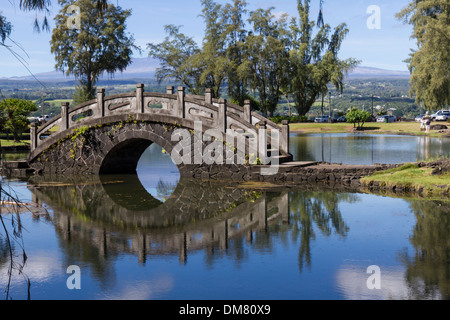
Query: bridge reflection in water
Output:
[[19, 175, 450, 299], [27, 174, 358, 269], [28, 175, 296, 265]]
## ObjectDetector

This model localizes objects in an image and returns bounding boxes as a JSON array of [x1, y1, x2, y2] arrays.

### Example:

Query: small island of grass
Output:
[[361, 158, 450, 197]]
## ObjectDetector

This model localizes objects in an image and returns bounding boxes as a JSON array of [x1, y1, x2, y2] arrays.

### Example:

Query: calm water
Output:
[[291, 133, 450, 165], [0, 137, 449, 300]]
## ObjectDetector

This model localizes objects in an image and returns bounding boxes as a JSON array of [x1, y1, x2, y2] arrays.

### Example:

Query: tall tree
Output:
[[51, 0, 137, 103], [245, 8, 290, 116], [288, 0, 358, 116], [148, 25, 204, 95], [194, 0, 230, 98], [396, 0, 450, 110], [222, 0, 250, 105]]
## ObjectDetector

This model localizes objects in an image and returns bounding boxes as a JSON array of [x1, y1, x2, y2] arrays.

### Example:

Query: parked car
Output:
[[431, 110, 450, 121], [435, 110, 450, 121], [314, 115, 332, 123], [37, 115, 50, 122], [415, 114, 425, 122], [335, 116, 346, 122], [376, 115, 397, 123]]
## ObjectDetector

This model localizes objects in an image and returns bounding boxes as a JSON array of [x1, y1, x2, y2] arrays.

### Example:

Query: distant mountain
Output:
[[5, 57, 160, 81], [4, 58, 410, 81], [346, 66, 410, 79]]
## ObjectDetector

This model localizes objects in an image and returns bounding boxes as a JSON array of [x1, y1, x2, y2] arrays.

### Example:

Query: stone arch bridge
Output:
[[28, 84, 292, 176]]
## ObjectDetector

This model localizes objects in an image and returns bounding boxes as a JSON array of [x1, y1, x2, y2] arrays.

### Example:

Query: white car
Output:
[[37, 115, 50, 122], [431, 110, 450, 121], [435, 111, 450, 121], [377, 115, 397, 123], [314, 116, 332, 123], [415, 114, 425, 122]]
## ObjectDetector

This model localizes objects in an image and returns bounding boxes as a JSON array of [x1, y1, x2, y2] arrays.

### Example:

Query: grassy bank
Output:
[[1, 139, 30, 147], [290, 121, 450, 138], [361, 161, 450, 196]]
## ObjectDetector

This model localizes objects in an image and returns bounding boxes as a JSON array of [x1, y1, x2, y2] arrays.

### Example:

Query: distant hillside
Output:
[[5, 57, 159, 81], [3, 57, 410, 82], [346, 66, 410, 79]]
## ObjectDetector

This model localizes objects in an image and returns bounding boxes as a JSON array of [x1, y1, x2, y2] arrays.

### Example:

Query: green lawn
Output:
[[361, 163, 450, 196], [289, 121, 449, 138], [1, 139, 30, 147]]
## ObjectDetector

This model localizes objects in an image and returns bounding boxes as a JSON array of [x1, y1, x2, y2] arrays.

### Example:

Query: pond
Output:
[[0, 136, 449, 301], [290, 133, 450, 165]]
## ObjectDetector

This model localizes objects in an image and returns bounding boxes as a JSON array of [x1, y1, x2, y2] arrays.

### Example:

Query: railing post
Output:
[[60, 102, 69, 132], [136, 83, 144, 113], [205, 88, 212, 104], [166, 86, 174, 95], [258, 121, 267, 164], [177, 86, 185, 119], [30, 122, 38, 151], [218, 98, 227, 132], [97, 88, 105, 117], [244, 100, 251, 124], [281, 120, 290, 154]]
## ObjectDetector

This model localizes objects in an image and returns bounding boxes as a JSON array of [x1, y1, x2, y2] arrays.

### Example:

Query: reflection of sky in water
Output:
[[290, 133, 450, 165], [136, 143, 180, 202], [1, 180, 447, 300], [1, 137, 448, 300]]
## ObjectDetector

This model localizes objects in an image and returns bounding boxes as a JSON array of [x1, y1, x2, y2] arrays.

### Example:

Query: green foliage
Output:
[[230, 95, 261, 112], [270, 115, 308, 124], [71, 126, 90, 143], [0, 14, 12, 43], [345, 108, 371, 128], [147, 25, 204, 95], [289, 0, 359, 116], [50, 0, 137, 102], [147, 0, 357, 117], [396, 0, 450, 110], [245, 7, 290, 117], [0, 98, 38, 142], [72, 85, 95, 106]]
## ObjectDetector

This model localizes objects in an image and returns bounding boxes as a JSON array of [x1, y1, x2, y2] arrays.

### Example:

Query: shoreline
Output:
[[1, 126, 449, 152], [288, 121, 450, 138], [290, 128, 450, 138], [2, 159, 448, 199]]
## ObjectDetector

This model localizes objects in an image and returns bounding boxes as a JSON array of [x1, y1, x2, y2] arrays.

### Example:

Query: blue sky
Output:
[[0, 0, 416, 78]]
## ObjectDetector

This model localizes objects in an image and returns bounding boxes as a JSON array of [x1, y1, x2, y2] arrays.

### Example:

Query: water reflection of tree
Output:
[[203, 190, 359, 274], [156, 179, 178, 201], [55, 224, 119, 289], [289, 191, 358, 272], [0, 185, 32, 300], [399, 200, 450, 299], [0, 237, 11, 272], [290, 135, 315, 162]]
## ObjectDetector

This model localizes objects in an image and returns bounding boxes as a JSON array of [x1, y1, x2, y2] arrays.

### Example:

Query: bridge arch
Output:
[[28, 84, 291, 176]]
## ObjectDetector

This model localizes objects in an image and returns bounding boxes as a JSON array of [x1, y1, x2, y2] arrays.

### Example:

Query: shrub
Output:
[[270, 115, 308, 124], [346, 108, 371, 129]]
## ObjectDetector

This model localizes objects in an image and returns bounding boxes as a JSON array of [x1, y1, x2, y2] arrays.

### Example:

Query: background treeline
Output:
[[0, 78, 425, 120], [148, 0, 359, 117]]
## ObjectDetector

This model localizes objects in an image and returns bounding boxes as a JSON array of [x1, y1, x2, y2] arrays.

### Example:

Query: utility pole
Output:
[[41, 93, 46, 118], [328, 92, 332, 123], [321, 92, 325, 117], [371, 94, 374, 116]]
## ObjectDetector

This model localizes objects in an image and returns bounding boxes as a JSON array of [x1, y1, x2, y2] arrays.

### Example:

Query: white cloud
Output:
[[100, 275, 175, 300], [335, 265, 412, 300]]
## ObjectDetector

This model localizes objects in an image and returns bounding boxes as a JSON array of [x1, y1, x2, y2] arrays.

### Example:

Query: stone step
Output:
[[266, 153, 293, 164]]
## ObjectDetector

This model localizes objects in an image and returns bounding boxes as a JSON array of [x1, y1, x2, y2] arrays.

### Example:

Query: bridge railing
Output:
[[30, 84, 290, 155]]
